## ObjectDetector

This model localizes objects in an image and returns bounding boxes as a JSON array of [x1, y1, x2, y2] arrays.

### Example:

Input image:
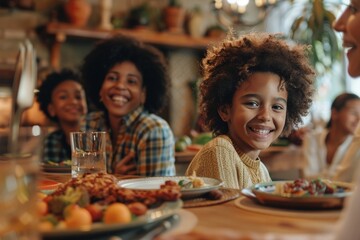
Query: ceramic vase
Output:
[[188, 10, 205, 38], [98, 0, 113, 30], [64, 0, 92, 27], [164, 6, 186, 33]]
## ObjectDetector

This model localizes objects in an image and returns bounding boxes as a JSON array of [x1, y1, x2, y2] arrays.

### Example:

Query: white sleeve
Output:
[[333, 123, 360, 182]]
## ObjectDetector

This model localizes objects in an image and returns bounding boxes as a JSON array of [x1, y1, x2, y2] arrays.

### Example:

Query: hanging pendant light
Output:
[[213, 0, 279, 27]]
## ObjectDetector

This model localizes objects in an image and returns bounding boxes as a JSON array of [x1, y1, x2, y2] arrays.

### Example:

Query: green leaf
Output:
[[324, 10, 336, 24], [313, 0, 324, 31], [291, 16, 305, 39], [287, 0, 342, 77]]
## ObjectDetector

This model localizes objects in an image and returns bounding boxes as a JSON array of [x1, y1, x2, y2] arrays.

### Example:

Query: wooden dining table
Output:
[[184, 199, 337, 238], [40, 172, 340, 239]]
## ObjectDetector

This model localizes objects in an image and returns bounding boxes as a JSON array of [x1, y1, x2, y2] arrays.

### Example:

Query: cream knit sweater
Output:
[[185, 135, 272, 189]]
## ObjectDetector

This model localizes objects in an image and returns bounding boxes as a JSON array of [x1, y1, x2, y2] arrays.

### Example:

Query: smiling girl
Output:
[[185, 33, 315, 189]]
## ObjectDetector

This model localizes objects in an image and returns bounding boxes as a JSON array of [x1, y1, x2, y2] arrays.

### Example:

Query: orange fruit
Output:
[[38, 221, 54, 232], [65, 207, 92, 229], [37, 200, 48, 216], [103, 203, 131, 224]]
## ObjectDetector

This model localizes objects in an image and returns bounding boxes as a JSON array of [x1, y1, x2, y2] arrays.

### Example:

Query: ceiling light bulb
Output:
[[236, 0, 249, 7], [269, 0, 277, 4]]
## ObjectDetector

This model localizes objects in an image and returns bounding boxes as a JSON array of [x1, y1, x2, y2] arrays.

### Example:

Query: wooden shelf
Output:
[[46, 22, 221, 68]]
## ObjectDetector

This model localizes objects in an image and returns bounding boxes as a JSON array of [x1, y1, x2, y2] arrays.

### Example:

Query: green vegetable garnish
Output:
[[48, 187, 90, 216], [178, 180, 185, 186]]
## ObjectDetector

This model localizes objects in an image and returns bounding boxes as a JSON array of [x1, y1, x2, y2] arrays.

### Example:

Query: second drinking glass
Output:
[[70, 131, 107, 178]]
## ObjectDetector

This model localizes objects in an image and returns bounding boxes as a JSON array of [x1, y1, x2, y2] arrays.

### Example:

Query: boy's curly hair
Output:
[[200, 32, 315, 136], [37, 68, 83, 122], [81, 34, 170, 114]]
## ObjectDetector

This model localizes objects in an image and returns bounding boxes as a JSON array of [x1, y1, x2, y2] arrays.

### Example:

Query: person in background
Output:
[[332, 1, 360, 239], [185, 32, 315, 189], [37, 68, 87, 165], [81, 35, 175, 176], [302, 92, 360, 179]]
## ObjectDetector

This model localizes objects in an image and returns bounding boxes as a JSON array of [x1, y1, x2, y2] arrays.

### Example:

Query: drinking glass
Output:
[[70, 131, 107, 178], [0, 126, 43, 240]]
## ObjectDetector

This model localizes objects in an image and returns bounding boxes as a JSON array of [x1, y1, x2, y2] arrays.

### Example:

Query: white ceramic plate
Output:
[[41, 200, 182, 239], [118, 176, 224, 199], [247, 180, 353, 209], [234, 197, 341, 219]]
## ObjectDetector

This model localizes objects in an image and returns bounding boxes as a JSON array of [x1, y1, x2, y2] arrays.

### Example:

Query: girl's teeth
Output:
[[252, 129, 270, 134]]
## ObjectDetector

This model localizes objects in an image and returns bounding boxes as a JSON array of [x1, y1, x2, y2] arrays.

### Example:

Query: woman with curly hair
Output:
[[185, 32, 315, 189], [37, 68, 87, 164], [81, 35, 175, 176]]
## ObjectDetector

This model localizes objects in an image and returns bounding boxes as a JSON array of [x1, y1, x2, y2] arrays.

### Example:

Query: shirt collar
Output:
[[122, 106, 144, 127]]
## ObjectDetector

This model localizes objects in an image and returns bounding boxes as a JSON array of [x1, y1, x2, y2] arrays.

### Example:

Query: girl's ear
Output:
[[47, 104, 56, 117], [218, 105, 230, 122]]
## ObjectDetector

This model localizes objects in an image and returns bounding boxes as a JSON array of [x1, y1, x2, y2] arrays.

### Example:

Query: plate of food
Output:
[[40, 173, 182, 239], [118, 176, 224, 199], [41, 160, 71, 173], [244, 178, 354, 209]]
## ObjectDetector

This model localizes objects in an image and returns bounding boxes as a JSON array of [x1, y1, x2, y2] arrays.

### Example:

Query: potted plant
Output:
[[287, 0, 342, 77], [163, 0, 186, 33], [286, 0, 344, 123], [127, 2, 151, 29]]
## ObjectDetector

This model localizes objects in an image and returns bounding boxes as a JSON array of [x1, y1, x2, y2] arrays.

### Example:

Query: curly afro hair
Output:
[[81, 34, 170, 114], [200, 32, 315, 136], [37, 68, 83, 122]]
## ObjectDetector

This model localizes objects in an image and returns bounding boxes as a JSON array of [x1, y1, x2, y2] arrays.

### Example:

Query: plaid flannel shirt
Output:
[[42, 129, 71, 164], [83, 107, 175, 176]]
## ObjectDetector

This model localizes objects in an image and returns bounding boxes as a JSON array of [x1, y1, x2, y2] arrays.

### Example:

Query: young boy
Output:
[[186, 33, 315, 189], [37, 68, 88, 165]]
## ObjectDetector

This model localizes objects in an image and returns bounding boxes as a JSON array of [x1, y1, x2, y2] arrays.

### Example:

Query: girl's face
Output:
[[100, 61, 146, 119], [48, 80, 87, 124], [333, 99, 360, 134], [218, 72, 288, 159], [333, 0, 360, 77]]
